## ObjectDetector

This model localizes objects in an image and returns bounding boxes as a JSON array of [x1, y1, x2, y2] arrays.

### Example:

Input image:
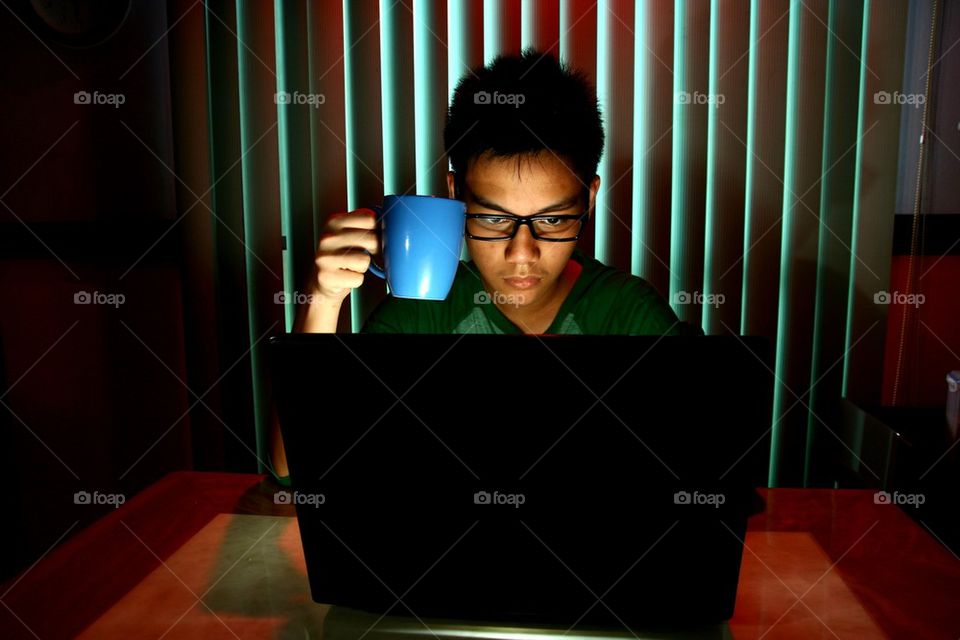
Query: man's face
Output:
[[447, 152, 600, 312]]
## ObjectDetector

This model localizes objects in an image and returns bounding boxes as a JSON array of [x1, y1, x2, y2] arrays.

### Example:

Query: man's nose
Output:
[[505, 223, 539, 263]]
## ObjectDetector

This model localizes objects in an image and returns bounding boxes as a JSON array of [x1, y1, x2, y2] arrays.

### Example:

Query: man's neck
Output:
[[495, 259, 583, 334]]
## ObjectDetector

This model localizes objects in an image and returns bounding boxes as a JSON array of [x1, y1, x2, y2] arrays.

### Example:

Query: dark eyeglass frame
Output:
[[464, 210, 590, 242]]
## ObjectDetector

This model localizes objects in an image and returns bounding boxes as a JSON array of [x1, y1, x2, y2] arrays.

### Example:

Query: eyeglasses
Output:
[[465, 210, 589, 242]]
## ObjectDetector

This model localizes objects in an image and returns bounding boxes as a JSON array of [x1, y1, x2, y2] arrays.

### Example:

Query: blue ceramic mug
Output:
[[367, 195, 466, 300]]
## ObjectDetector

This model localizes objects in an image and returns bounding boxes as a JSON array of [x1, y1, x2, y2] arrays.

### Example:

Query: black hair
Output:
[[443, 49, 605, 198]]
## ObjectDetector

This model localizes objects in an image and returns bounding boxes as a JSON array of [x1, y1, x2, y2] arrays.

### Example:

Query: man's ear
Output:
[[588, 175, 601, 219], [446, 171, 457, 199]]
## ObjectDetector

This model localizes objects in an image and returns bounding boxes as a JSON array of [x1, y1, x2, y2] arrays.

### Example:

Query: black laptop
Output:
[[269, 334, 772, 631]]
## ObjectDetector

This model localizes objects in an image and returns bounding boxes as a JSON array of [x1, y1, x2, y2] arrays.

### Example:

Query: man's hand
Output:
[[307, 209, 380, 303]]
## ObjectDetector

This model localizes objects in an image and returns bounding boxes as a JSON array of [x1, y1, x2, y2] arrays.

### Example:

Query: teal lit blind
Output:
[[203, 1, 908, 485]]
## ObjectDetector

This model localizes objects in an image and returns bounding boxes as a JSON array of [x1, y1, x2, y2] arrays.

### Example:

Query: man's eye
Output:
[[539, 217, 563, 226], [483, 217, 510, 225]]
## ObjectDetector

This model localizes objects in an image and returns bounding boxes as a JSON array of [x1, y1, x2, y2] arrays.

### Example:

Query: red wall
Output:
[[0, 0, 192, 582], [882, 254, 960, 406]]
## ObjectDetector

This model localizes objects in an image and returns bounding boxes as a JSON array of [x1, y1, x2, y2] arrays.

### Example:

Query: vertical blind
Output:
[[192, 0, 909, 486]]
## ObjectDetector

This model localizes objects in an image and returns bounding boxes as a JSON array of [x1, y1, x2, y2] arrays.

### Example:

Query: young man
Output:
[[297, 50, 682, 336], [274, 51, 686, 478]]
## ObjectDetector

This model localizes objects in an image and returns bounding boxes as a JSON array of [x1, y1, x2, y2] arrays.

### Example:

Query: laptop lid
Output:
[[270, 334, 772, 629]]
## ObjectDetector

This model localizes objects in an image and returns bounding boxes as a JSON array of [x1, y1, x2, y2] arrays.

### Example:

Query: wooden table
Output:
[[1, 472, 957, 639]]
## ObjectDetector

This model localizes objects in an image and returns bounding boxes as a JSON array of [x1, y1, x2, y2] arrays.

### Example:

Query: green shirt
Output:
[[361, 248, 684, 335]]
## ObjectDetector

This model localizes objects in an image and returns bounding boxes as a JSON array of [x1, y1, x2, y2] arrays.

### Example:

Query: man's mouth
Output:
[[503, 276, 541, 290]]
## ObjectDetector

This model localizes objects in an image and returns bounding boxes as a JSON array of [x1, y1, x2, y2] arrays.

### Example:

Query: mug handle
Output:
[[365, 204, 386, 279]]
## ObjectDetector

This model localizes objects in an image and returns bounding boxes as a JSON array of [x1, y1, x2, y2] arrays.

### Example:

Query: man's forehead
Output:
[[462, 153, 582, 199]]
